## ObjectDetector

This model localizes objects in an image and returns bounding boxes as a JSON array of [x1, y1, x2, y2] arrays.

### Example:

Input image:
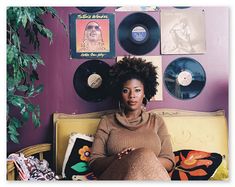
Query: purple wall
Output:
[[7, 7, 229, 154]]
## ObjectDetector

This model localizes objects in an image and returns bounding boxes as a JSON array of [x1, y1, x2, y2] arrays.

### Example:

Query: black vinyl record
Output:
[[76, 7, 105, 13], [118, 12, 160, 55], [73, 60, 110, 102], [164, 57, 206, 100]]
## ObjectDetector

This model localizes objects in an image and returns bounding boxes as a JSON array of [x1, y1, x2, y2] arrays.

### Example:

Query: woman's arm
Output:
[[89, 116, 113, 177], [158, 157, 174, 172], [155, 115, 176, 172]]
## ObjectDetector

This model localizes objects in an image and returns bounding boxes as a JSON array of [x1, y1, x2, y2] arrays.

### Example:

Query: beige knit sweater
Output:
[[89, 111, 175, 179]]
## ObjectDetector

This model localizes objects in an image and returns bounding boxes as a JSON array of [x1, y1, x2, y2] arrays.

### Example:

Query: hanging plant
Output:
[[7, 7, 67, 143]]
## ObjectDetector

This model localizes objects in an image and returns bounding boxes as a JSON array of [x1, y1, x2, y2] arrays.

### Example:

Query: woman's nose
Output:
[[129, 91, 135, 98]]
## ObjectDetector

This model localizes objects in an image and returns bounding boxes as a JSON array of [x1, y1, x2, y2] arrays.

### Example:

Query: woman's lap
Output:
[[99, 148, 170, 180]]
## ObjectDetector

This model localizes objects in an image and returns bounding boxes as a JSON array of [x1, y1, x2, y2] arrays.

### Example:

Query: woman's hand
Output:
[[117, 147, 135, 160]]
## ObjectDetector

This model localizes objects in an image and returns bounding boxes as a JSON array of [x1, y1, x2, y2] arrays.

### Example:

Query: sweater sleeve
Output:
[[155, 115, 175, 170], [89, 116, 116, 176]]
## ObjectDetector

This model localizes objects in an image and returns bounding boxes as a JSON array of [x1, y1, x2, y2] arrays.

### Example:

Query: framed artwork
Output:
[[161, 8, 206, 54], [117, 56, 163, 101], [69, 13, 115, 59]]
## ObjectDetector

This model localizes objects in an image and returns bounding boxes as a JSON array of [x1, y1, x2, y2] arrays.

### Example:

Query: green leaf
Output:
[[34, 54, 45, 65], [27, 103, 35, 112], [22, 111, 29, 122], [15, 70, 23, 84], [27, 85, 35, 97], [8, 117, 21, 128], [71, 162, 88, 173], [34, 105, 40, 117], [7, 77, 15, 92], [8, 124, 17, 133], [12, 33, 20, 49], [11, 117, 22, 128], [7, 45, 15, 64], [8, 129, 20, 136], [9, 96, 25, 108], [20, 106, 26, 114], [22, 57, 29, 67], [10, 134, 19, 144], [32, 112, 40, 128], [35, 84, 44, 93], [21, 14, 28, 28], [17, 85, 28, 92], [31, 58, 38, 70]]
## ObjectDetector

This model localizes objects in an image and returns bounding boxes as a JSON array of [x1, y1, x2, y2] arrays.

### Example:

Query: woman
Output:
[[89, 56, 175, 180], [80, 21, 107, 52]]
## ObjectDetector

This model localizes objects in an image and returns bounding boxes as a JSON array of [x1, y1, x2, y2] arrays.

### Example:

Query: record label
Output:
[[131, 26, 148, 43], [73, 60, 110, 102], [118, 12, 160, 55], [177, 71, 192, 86], [164, 57, 206, 100], [87, 73, 102, 89]]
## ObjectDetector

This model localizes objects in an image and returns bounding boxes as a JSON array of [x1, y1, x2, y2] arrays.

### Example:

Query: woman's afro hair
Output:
[[109, 56, 158, 101]]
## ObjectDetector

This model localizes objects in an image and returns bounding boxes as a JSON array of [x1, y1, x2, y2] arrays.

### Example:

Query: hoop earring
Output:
[[118, 101, 123, 112], [142, 97, 148, 106]]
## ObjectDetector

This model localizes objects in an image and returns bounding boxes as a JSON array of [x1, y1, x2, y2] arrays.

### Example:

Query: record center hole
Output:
[[177, 71, 193, 86], [87, 73, 102, 89]]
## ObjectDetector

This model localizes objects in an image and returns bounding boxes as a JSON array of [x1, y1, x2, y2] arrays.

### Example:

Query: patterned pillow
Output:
[[62, 133, 96, 180], [170, 149, 223, 180]]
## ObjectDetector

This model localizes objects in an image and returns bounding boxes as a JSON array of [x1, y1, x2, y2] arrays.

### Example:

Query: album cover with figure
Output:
[[161, 8, 206, 54], [117, 56, 163, 101], [69, 13, 115, 59]]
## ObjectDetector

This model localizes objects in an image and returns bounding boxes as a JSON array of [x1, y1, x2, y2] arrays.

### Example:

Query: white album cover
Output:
[[117, 56, 163, 101], [161, 8, 206, 54], [115, 6, 158, 12]]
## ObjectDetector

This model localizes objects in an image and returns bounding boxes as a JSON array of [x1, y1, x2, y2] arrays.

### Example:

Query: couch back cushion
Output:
[[53, 109, 228, 176], [54, 118, 100, 174]]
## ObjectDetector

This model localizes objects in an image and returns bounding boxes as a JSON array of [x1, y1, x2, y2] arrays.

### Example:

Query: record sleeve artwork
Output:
[[164, 57, 206, 100], [161, 9, 206, 54], [117, 56, 163, 101], [73, 60, 110, 102], [69, 13, 115, 59], [118, 12, 160, 55]]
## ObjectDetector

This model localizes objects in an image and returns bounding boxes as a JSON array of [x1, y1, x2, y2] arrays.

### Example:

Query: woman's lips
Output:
[[128, 101, 137, 105]]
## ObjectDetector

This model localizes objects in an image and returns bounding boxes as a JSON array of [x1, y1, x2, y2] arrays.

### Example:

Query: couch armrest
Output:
[[7, 143, 52, 181]]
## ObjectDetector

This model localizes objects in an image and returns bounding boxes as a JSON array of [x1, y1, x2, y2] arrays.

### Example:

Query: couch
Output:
[[7, 108, 229, 180]]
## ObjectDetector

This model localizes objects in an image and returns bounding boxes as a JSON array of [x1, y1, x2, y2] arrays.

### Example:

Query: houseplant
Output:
[[7, 7, 66, 143]]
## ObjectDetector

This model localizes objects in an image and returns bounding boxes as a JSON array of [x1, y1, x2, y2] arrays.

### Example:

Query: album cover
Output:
[[115, 6, 158, 12], [117, 56, 163, 101], [161, 8, 206, 54], [69, 13, 115, 59]]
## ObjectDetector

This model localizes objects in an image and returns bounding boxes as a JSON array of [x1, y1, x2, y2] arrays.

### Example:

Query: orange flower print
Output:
[[180, 151, 212, 169], [78, 145, 91, 162]]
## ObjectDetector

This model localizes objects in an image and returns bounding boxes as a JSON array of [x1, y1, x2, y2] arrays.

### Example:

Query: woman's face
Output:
[[85, 22, 101, 41], [121, 79, 145, 112]]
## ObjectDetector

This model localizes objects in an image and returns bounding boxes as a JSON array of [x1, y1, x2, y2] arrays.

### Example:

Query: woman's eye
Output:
[[122, 89, 128, 93], [135, 89, 141, 92]]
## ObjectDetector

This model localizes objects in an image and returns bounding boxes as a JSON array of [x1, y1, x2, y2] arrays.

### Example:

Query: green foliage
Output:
[[7, 7, 66, 144]]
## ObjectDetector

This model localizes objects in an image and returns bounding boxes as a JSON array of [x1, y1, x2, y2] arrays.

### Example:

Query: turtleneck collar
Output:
[[115, 110, 150, 130]]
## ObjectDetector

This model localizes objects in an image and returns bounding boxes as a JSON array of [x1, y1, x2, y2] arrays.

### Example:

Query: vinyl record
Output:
[[118, 12, 160, 55], [76, 7, 105, 13], [73, 60, 110, 102], [164, 57, 206, 100]]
